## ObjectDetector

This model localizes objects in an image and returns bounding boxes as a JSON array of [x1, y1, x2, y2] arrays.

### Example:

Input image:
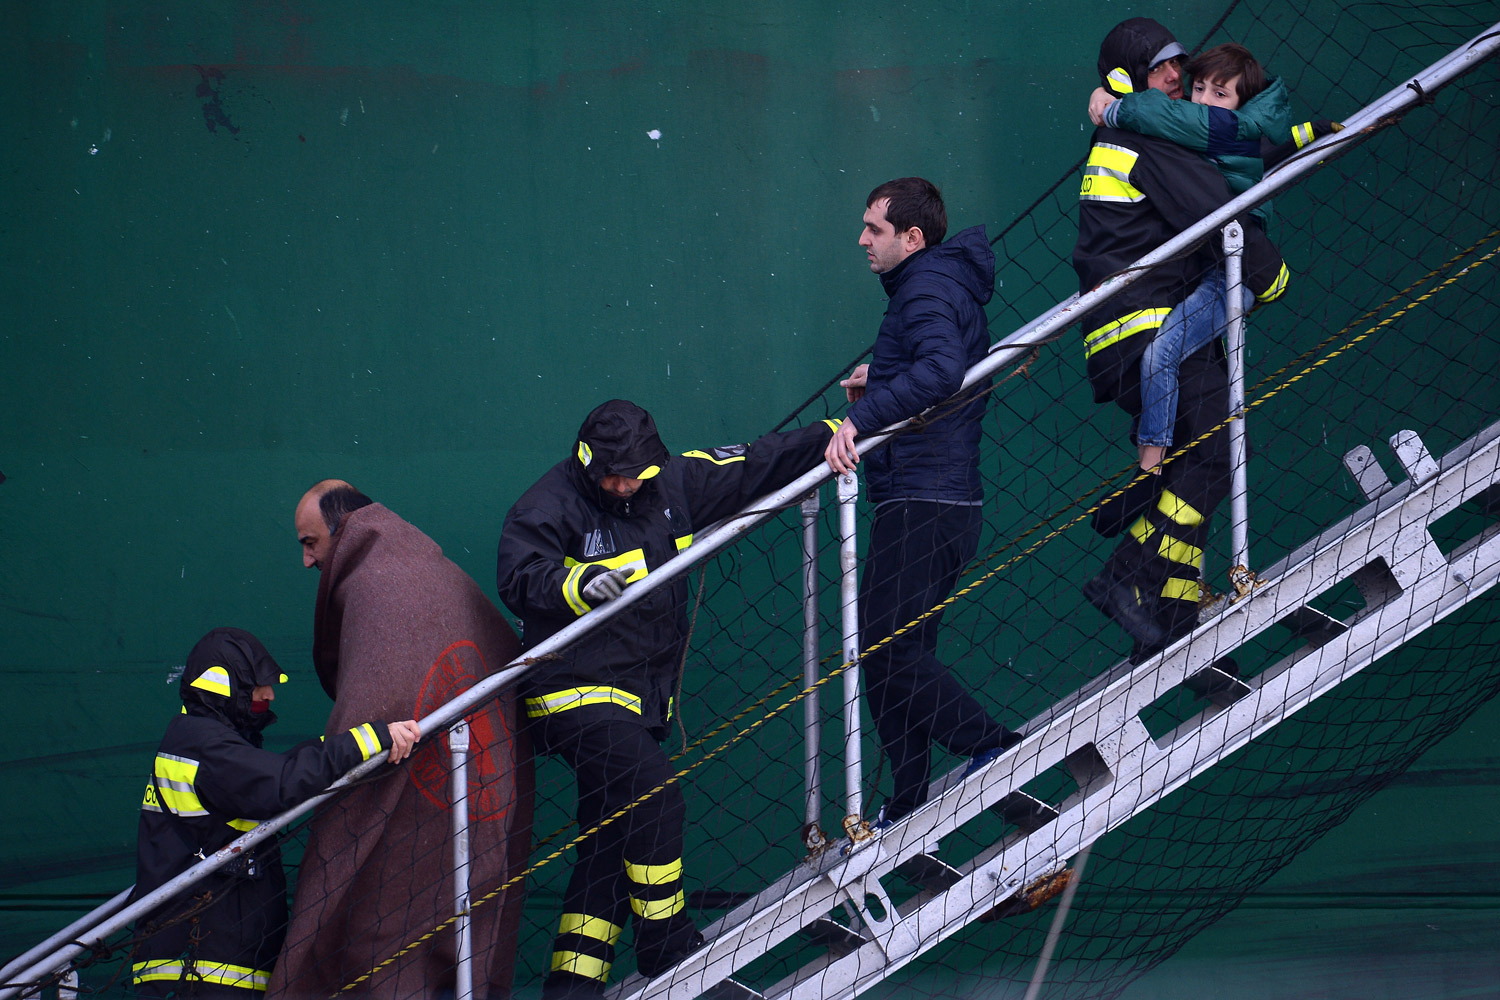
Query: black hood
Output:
[[569, 399, 670, 516], [1097, 17, 1186, 96], [180, 627, 283, 739]]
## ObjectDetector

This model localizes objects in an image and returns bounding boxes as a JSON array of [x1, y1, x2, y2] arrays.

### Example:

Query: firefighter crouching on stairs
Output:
[[1073, 17, 1290, 661], [131, 627, 420, 997], [496, 399, 838, 999]]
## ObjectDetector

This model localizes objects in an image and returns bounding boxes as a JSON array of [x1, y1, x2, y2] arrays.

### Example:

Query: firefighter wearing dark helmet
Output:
[[496, 399, 837, 998], [1073, 18, 1287, 660], [131, 627, 419, 997]]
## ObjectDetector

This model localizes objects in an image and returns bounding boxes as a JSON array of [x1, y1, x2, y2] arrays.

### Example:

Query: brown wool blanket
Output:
[[268, 504, 533, 1000]]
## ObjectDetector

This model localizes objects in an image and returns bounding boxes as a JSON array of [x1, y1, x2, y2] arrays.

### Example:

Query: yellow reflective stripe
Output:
[[349, 722, 383, 761], [1080, 172, 1145, 202], [525, 686, 643, 718], [636, 464, 662, 480], [1161, 577, 1202, 602], [1257, 261, 1290, 304], [133, 959, 271, 990], [558, 912, 624, 945], [1080, 142, 1144, 202], [631, 890, 686, 920], [674, 534, 693, 552], [141, 781, 163, 812], [576, 441, 593, 467], [1158, 490, 1205, 527], [1106, 67, 1134, 94], [154, 753, 207, 816], [625, 860, 683, 886], [1084, 308, 1170, 357], [681, 449, 745, 466], [189, 665, 232, 698], [1129, 516, 1156, 547], [551, 951, 610, 981], [822, 418, 843, 433], [1157, 533, 1204, 567], [562, 548, 650, 616], [562, 562, 592, 616], [226, 817, 258, 832], [1293, 121, 1315, 148], [1131, 505, 1201, 565]]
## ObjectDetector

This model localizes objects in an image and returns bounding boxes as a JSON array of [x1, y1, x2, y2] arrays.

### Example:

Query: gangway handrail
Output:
[[9, 20, 1496, 997]]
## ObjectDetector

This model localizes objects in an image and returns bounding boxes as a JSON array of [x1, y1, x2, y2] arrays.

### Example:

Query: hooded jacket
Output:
[[132, 628, 395, 997], [1096, 17, 1188, 98], [496, 400, 838, 735], [1076, 21, 1290, 403], [1101, 76, 1292, 222], [846, 224, 996, 505]]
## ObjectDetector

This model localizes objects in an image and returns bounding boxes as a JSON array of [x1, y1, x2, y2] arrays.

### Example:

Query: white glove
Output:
[[582, 568, 630, 605]]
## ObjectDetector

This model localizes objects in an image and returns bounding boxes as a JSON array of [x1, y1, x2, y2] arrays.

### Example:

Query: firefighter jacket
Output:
[[846, 224, 995, 505], [1073, 126, 1290, 404], [496, 401, 839, 737], [132, 628, 395, 995], [1100, 77, 1291, 223]]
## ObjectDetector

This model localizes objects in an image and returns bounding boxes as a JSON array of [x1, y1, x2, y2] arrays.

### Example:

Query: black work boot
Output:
[[636, 922, 704, 979], [1084, 572, 1166, 652]]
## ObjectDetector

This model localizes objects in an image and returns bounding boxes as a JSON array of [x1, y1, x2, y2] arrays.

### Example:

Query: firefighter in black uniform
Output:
[[496, 399, 837, 999], [1073, 18, 1289, 659], [131, 627, 419, 997]]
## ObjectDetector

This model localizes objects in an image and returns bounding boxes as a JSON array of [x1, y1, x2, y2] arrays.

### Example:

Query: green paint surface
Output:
[[3, 2, 1498, 997]]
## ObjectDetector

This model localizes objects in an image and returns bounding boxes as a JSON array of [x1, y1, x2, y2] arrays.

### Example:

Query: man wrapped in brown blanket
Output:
[[269, 481, 533, 1000]]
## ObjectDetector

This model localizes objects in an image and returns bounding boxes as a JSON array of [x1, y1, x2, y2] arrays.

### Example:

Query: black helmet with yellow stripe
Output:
[[1097, 17, 1187, 97], [181, 627, 286, 740], [571, 399, 671, 515]]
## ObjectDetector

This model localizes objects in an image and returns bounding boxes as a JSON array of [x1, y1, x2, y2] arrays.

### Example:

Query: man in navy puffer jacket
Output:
[[826, 177, 1022, 825]]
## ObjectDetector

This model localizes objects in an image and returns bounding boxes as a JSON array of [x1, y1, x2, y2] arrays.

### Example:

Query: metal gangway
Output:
[[5, 21, 1499, 1000]]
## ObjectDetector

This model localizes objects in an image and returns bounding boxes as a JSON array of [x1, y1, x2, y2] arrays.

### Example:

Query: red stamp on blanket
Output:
[[410, 640, 518, 822]]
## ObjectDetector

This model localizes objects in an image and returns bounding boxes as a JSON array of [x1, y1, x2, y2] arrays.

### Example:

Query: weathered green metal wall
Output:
[[2, 3, 1496, 997]]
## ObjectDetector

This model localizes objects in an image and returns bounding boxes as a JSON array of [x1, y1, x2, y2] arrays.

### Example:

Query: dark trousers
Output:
[[860, 501, 1010, 820], [531, 712, 698, 997], [1104, 344, 1233, 638]]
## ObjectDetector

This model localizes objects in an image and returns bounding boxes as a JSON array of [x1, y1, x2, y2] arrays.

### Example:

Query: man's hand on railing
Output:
[[387, 720, 422, 763], [825, 418, 861, 475]]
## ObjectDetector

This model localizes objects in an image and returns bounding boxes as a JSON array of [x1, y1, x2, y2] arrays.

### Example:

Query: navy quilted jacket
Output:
[[848, 224, 995, 504]]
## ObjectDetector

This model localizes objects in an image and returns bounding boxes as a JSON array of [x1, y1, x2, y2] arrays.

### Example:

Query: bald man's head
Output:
[[295, 479, 372, 570]]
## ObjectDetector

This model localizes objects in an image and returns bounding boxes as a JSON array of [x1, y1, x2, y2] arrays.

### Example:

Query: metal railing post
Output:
[[835, 472, 866, 836], [799, 491, 827, 851], [449, 719, 474, 1000], [1222, 221, 1252, 590]]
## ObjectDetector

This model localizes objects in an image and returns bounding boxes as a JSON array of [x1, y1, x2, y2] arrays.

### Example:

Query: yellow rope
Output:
[[336, 228, 1498, 995]]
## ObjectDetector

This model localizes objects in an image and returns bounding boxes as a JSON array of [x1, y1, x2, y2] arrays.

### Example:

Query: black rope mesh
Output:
[[16, 2, 1500, 998]]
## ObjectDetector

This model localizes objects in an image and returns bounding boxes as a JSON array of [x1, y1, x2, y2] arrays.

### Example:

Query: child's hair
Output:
[[1186, 43, 1267, 105]]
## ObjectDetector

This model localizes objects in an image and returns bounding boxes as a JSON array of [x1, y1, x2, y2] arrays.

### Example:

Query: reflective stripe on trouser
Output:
[[549, 911, 625, 984], [533, 713, 699, 996], [626, 858, 686, 921], [133, 958, 271, 991], [1103, 345, 1232, 641]]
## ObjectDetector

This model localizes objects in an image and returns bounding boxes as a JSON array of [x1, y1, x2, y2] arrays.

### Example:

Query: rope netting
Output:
[[12, 2, 1499, 999]]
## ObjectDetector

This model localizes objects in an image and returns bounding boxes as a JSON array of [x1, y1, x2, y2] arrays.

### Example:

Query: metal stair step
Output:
[[798, 916, 868, 957], [701, 978, 766, 1000], [1277, 605, 1350, 648], [1183, 659, 1253, 708], [991, 790, 1060, 832], [894, 852, 963, 893]]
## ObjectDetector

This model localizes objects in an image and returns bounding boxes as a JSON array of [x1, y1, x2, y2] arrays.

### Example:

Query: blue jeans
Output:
[[1137, 269, 1255, 448]]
